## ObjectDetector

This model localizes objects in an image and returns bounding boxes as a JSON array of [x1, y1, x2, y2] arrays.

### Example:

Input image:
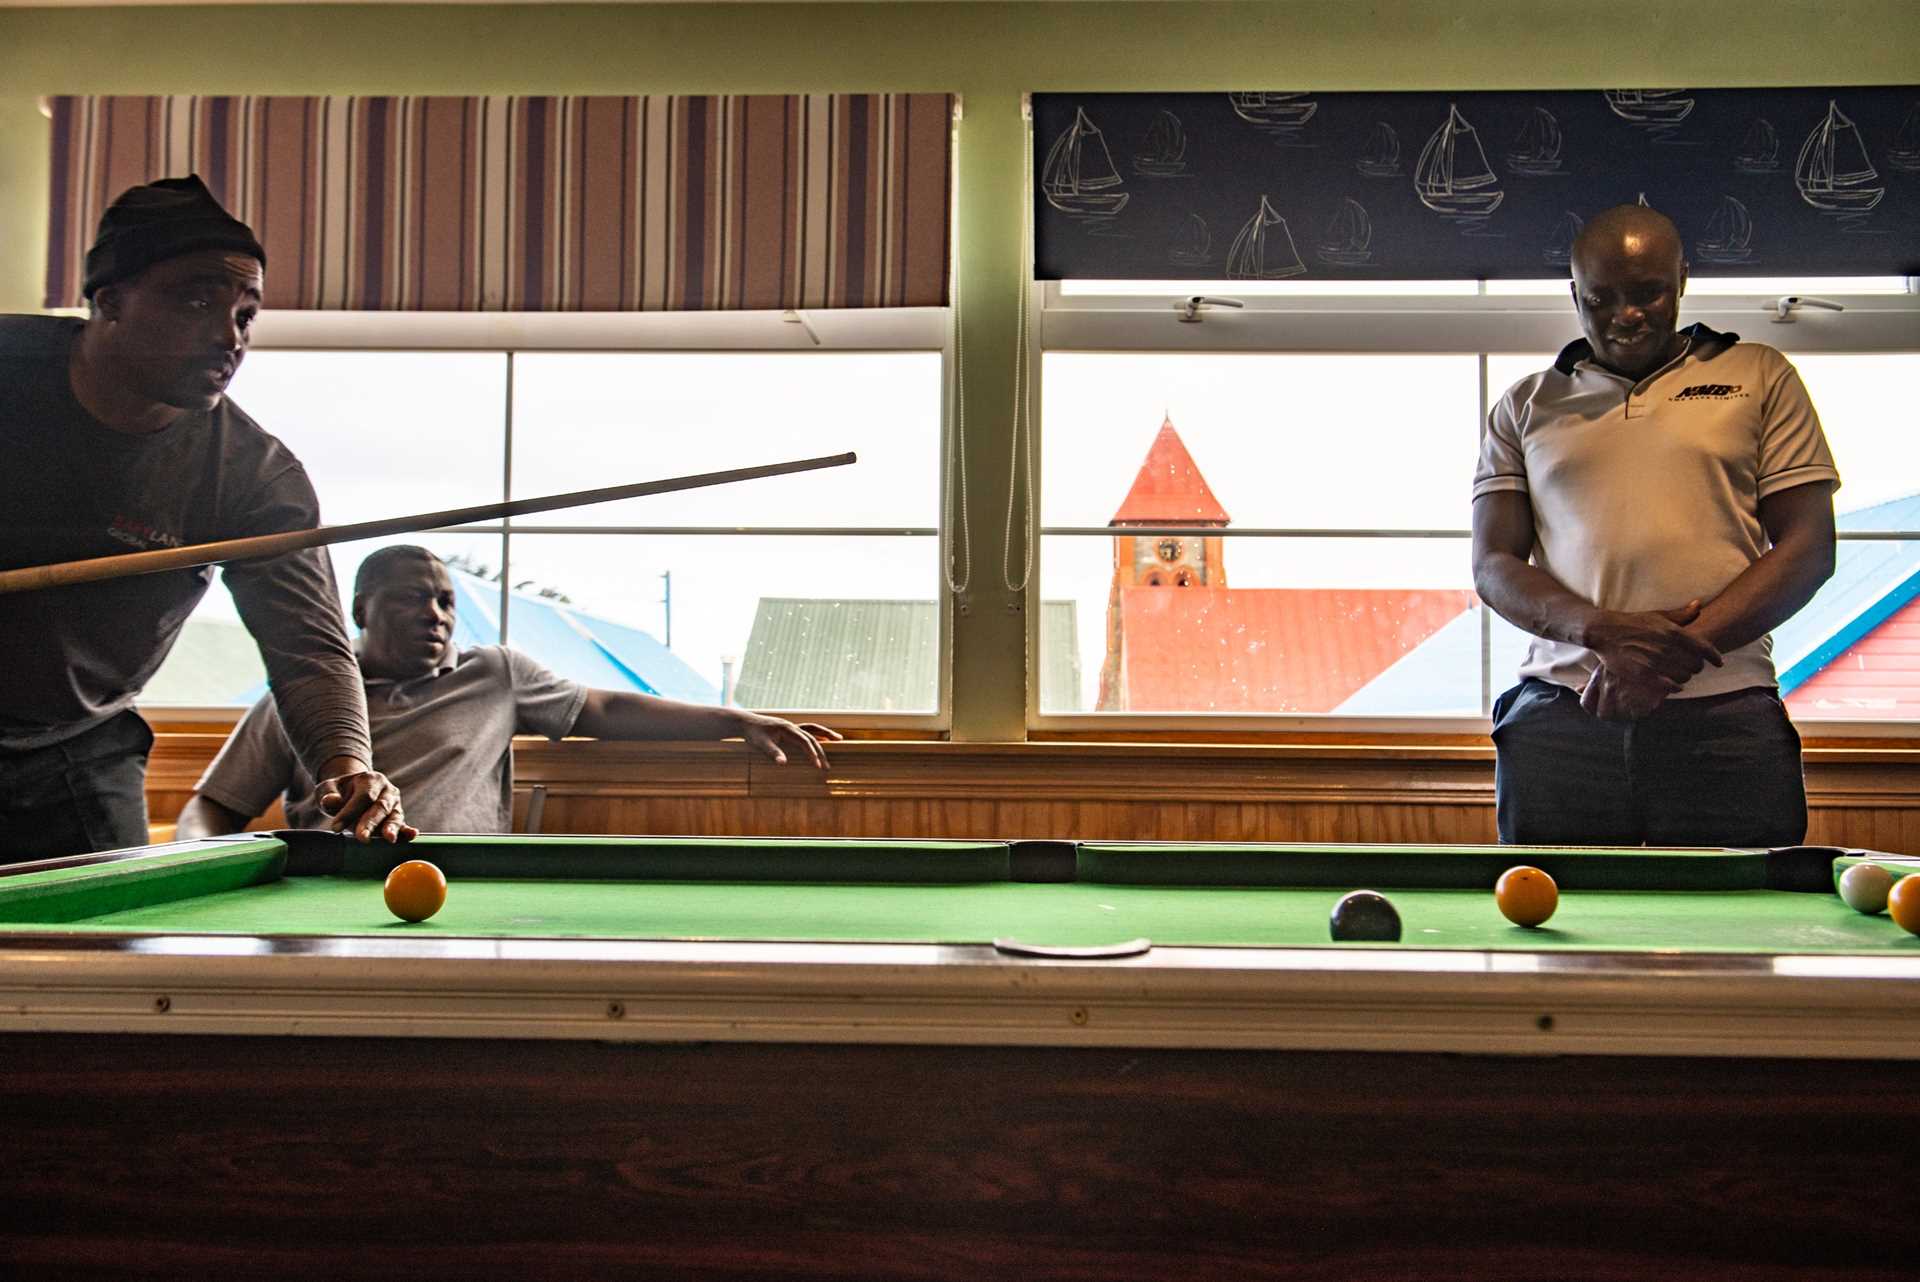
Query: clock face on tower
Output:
[[1156, 538, 1183, 563]]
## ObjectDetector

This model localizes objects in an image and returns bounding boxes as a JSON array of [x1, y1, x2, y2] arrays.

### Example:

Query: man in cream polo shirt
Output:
[[1472, 204, 1839, 846]]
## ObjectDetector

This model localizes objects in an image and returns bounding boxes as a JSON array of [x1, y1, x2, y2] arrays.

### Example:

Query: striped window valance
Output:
[[45, 94, 954, 311]]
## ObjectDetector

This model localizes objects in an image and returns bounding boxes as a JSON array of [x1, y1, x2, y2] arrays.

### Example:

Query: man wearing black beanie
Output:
[[0, 176, 411, 859]]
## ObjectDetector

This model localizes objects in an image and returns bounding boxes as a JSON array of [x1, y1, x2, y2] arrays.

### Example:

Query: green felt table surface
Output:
[[3, 835, 1915, 953], [19, 874, 1919, 953]]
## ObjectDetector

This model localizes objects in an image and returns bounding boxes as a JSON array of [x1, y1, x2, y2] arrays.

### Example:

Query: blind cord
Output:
[[1003, 104, 1036, 594], [943, 109, 972, 596]]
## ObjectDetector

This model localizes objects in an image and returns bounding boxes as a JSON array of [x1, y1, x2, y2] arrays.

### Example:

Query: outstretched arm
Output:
[[572, 691, 840, 768]]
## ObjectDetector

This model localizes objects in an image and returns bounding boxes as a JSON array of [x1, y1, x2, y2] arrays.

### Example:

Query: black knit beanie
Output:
[[82, 174, 267, 298]]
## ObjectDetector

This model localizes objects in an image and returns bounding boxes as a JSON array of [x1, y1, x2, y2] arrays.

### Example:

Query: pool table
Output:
[[4, 831, 1920, 1281]]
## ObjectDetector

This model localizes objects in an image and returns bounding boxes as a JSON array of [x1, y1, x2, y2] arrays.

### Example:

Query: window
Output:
[[143, 312, 949, 724], [1035, 277, 1920, 729]]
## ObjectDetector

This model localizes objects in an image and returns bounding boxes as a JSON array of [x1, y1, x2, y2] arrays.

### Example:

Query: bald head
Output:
[[1569, 204, 1690, 379], [1571, 205, 1685, 279]]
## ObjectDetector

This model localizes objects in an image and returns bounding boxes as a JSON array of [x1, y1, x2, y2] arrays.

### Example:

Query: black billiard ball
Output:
[[1329, 890, 1401, 942]]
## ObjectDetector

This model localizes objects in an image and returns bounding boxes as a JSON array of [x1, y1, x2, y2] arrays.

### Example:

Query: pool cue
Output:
[[0, 451, 856, 596]]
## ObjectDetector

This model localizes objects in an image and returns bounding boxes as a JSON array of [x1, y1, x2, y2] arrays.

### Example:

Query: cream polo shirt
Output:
[[1473, 324, 1840, 699]]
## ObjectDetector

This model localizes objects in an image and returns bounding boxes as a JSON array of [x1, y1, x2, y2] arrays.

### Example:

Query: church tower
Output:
[[1095, 416, 1231, 710]]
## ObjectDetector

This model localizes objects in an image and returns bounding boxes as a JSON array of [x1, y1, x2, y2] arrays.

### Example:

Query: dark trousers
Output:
[[1491, 679, 1807, 847], [0, 710, 153, 864]]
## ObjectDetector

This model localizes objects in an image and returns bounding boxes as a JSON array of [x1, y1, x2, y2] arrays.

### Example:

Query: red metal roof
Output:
[[1117, 587, 1478, 712], [1786, 596, 1920, 720], [1111, 417, 1231, 526]]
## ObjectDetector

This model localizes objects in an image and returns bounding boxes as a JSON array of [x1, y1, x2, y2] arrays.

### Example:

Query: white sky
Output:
[[177, 338, 1916, 715]]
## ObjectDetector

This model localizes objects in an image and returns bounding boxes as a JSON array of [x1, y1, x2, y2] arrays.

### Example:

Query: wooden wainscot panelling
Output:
[[1804, 747, 1920, 853], [744, 741, 1495, 806], [144, 732, 240, 823], [504, 739, 1501, 841], [143, 732, 1920, 853]]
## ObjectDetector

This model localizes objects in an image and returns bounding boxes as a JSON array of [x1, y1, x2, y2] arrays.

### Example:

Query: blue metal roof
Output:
[[1773, 494, 1920, 693], [1338, 494, 1920, 713], [448, 571, 719, 703], [1334, 606, 1531, 716]]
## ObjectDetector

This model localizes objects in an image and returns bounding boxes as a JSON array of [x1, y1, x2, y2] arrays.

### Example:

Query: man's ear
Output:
[[351, 594, 367, 630], [1677, 260, 1690, 301], [91, 285, 123, 322]]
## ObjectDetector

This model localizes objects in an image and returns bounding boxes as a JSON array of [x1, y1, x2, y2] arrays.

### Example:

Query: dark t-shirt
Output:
[[0, 315, 370, 773]]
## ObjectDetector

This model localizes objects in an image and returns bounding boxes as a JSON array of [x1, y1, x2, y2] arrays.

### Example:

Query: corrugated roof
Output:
[[1037, 599, 1084, 712], [1117, 587, 1476, 712], [734, 598, 938, 711], [1111, 417, 1231, 526], [736, 599, 1082, 712], [1787, 597, 1920, 719], [142, 618, 268, 704], [448, 570, 718, 703], [1773, 493, 1920, 693], [1333, 492, 1920, 717]]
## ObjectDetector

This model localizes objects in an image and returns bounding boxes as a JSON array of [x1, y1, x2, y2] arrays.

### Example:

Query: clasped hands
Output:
[[1579, 601, 1724, 722]]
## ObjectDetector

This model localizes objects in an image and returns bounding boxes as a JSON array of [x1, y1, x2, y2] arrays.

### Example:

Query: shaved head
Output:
[[1571, 205, 1685, 279], [1568, 204, 1690, 379]]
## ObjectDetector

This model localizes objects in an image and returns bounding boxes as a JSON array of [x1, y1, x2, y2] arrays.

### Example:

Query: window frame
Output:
[[138, 306, 957, 733], [1028, 277, 1920, 737]]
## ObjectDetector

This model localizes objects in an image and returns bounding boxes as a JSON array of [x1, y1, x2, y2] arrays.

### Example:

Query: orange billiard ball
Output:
[[383, 859, 447, 923], [1495, 865, 1558, 928], [1889, 875, 1920, 937]]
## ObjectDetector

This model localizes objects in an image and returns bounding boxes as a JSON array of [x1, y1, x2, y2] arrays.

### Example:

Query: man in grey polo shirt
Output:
[[176, 545, 839, 836], [1471, 204, 1838, 846]]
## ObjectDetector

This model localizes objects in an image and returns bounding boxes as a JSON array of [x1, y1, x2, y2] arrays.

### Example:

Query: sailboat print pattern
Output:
[[1603, 90, 1696, 127], [1734, 117, 1781, 173], [1695, 196, 1757, 264], [1795, 100, 1884, 213], [1030, 87, 1918, 281], [1227, 92, 1319, 131], [1506, 108, 1565, 176], [1415, 105, 1504, 217], [1043, 108, 1131, 218], [1889, 102, 1920, 173], [1542, 211, 1583, 267], [1226, 198, 1306, 279], [1317, 199, 1374, 265], [1133, 110, 1189, 177], [1168, 214, 1212, 267], [1356, 122, 1402, 177]]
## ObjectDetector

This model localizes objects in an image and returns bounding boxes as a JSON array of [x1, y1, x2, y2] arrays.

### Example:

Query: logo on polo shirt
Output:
[[1670, 383, 1748, 401], [106, 514, 185, 551]]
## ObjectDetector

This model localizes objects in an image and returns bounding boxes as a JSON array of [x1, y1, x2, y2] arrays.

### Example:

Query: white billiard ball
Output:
[[1838, 862, 1895, 916]]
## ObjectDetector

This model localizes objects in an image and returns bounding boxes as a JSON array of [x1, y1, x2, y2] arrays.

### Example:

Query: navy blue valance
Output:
[[1032, 88, 1920, 280]]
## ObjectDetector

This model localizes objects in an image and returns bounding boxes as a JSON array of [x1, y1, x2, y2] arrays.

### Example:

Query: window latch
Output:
[[1770, 295, 1844, 323], [1177, 296, 1245, 323]]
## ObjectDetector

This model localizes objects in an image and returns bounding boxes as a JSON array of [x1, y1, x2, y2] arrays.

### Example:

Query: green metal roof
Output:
[[736, 599, 1081, 713], [141, 618, 268, 706]]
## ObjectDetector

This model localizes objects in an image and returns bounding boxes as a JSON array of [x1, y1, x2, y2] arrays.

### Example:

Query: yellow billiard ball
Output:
[[1889, 875, 1920, 937], [383, 859, 447, 923], [1495, 865, 1558, 928]]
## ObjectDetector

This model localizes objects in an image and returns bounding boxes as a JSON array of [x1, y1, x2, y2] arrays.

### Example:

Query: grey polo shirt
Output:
[[196, 645, 588, 833], [1473, 324, 1840, 699]]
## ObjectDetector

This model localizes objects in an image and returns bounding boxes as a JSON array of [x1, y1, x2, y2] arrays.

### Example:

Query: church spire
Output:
[[1110, 415, 1231, 527]]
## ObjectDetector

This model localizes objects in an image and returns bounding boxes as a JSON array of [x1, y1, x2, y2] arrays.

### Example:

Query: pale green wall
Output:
[[4, 1, 1915, 738]]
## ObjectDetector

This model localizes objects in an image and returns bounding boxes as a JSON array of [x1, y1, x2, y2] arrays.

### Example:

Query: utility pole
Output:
[[660, 570, 672, 649]]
